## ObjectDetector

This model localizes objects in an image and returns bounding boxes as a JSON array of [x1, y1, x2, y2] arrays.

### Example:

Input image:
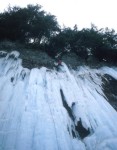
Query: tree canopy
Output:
[[0, 5, 117, 62], [0, 4, 60, 44]]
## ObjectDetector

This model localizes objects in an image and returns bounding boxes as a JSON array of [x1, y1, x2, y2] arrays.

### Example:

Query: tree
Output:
[[0, 4, 60, 45]]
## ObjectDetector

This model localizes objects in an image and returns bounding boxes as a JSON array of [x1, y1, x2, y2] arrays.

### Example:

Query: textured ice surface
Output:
[[0, 51, 117, 150]]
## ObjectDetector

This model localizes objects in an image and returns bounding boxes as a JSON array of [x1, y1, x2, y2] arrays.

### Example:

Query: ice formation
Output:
[[0, 51, 117, 150]]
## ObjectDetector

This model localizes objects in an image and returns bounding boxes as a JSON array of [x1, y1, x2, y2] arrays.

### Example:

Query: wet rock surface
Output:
[[19, 49, 55, 69], [102, 74, 117, 111], [20, 50, 87, 70]]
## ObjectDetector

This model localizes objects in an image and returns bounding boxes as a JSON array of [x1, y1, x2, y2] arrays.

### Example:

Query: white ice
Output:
[[0, 51, 117, 150]]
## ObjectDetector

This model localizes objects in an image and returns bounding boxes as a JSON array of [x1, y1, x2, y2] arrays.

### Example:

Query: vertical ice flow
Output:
[[0, 51, 117, 150]]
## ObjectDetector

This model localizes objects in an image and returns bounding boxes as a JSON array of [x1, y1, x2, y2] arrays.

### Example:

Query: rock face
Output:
[[0, 49, 86, 69], [0, 51, 117, 150], [19, 50, 55, 69], [102, 74, 117, 110]]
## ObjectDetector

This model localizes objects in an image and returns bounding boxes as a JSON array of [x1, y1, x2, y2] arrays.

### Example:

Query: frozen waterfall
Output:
[[0, 51, 117, 150]]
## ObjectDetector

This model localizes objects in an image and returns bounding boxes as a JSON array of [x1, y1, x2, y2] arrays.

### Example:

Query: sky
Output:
[[0, 0, 117, 31]]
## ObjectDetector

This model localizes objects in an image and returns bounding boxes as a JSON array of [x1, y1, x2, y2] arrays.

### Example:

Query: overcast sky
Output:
[[0, 0, 117, 30]]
